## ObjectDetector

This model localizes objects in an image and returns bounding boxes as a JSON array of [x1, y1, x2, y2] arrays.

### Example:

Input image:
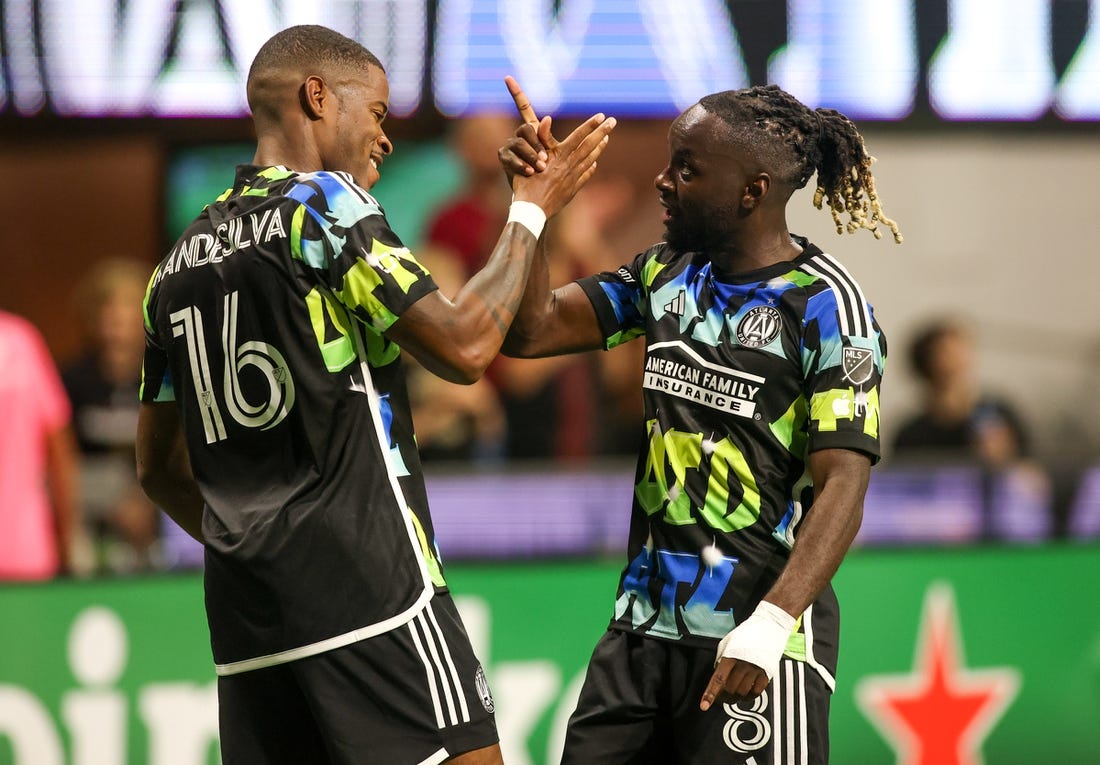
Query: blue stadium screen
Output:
[[6, 0, 1095, 122]]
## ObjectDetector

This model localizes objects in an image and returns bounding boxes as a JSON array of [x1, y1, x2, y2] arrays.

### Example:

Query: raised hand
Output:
[[505, 75, 541, 127], [498, 76, 616, 200], [498, 76, 550, 180], [505, 78, 615, 218]]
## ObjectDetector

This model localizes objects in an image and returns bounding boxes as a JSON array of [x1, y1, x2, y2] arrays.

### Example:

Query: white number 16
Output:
[[170, 292, 295, 444]]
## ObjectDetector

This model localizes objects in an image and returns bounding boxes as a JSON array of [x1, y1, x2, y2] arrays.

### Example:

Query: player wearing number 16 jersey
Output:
[[135, 25, 615, 765], [499, 82, 901, 764]]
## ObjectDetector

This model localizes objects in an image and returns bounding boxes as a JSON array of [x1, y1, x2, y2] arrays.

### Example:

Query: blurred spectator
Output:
[[891, 318, 1051, 541], [0, 310, 81, 579], [408, 246, 506, 464], [893, 318, 1030, 467], [557, 180, 647, 458], [61, 258, 161, 573], [423, 113, 514, 276]]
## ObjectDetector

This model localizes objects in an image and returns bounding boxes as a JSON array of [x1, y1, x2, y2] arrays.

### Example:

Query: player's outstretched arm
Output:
[[385, 110, 615, 383], [700, 447, 869, 711], [497, 76, 610, 360]]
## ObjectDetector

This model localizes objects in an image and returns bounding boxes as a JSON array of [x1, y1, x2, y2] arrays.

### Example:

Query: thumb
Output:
[[537, 115, 559, 150]]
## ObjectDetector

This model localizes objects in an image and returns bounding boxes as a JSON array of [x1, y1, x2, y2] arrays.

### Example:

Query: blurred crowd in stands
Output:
[[2, 115, 1098, 581]]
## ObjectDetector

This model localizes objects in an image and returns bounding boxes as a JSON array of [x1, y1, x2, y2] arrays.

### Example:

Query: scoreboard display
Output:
[[2, 0, 1095, 122]]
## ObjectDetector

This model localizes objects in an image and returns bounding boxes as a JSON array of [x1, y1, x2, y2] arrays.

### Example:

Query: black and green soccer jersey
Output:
[[141, 165, 448, 675], [577, 236, 885, 684]]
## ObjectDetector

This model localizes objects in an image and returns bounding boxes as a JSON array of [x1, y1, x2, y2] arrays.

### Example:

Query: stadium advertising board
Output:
[[1, 546, 1098, 764], [2, 0, 1096, 122]]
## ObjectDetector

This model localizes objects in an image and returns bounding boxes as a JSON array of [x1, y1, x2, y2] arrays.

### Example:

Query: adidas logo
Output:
[[664, 290, 686, 316]]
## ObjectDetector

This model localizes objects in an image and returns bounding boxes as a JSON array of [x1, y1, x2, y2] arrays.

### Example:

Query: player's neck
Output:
[[252, 132, 321, 174], [711, 229, 803, 274]]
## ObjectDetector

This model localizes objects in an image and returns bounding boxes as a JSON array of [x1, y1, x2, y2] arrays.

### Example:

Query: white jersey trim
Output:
[[418, 748, 450, 765], [215, 589, 433, 675], [216, 310, 435, 677], [647, 339, 767, 384], [800, 603, 837, 692]]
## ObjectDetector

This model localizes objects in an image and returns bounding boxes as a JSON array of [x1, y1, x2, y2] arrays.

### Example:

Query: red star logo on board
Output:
[[855, 583, 1019, 765]]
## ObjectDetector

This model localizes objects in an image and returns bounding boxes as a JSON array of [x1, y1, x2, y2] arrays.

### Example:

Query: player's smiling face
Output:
[[655, 105, 754, 256], [320, 63, 392, 189]]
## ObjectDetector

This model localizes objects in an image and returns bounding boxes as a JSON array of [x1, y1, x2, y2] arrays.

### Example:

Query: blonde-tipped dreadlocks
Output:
[[699, 85, 902, 244]]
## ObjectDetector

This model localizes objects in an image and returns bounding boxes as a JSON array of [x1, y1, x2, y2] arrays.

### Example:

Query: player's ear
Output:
[[299, 75, 327, 121], [742, 173, 770, 210]]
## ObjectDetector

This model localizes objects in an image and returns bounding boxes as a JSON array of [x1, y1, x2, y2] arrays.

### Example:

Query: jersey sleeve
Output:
[[286, 171, 438, 333], [139, 265, 175, 404], [576, 248, 655, 350], [801, 286, 886, 462]]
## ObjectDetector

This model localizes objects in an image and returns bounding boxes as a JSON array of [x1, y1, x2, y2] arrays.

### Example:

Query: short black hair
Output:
[[247, 24, 384, 93], [699, 85, 901, 243]]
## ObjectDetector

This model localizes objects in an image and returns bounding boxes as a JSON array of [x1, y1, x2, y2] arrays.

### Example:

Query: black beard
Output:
[[663, 219, 706, 254]]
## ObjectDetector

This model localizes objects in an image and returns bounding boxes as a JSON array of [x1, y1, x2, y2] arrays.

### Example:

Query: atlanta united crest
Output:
[[735, 306, 783, 348], [842, 346, 874, 384]]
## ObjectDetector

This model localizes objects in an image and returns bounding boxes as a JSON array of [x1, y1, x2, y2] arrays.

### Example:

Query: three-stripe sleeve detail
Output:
[[803, 254, 873, 339]]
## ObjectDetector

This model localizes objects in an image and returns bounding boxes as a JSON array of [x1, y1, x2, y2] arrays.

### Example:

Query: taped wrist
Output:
[[507, 200, 547, 239], [715, 600, 797, 681]]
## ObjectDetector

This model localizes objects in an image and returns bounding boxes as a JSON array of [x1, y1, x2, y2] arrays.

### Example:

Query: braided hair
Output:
[[698, 85, 902, 244]]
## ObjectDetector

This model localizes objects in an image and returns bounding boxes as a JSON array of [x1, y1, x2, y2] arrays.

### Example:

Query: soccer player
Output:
[[135, 25, 614, 765], [500, 81, 900, 763]]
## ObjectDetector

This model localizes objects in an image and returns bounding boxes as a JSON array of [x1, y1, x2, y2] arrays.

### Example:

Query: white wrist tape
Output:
[[715, 600, 797, 681], [507, 200, 547, 239]]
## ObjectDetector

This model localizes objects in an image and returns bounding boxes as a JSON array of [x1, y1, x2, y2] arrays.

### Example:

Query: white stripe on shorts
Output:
[[415, 612, 459, 726], [798, 662, 808, 763], [785, 662, 796, 763], [412, 607, 473, 728], [772, 674, 780, 765], [425, 603, 471, 723], [771, 659, 810, 765], [407, 619, 445, 728]]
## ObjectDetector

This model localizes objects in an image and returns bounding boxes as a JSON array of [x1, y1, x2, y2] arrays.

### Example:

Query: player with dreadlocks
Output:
[[696, 84, 902, 244], [499, 79, 899, 763]]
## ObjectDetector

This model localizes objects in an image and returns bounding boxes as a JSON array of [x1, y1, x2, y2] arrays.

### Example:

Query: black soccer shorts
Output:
[[562, 629, 831, 765], [217, 593, 498, 765]]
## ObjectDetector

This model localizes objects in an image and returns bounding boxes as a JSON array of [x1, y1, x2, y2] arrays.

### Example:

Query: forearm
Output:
[[136, 403, 205, 542], [501, 233, 553, 357], [141, 470, 204, 543], [392, 221, 540, 384], [763, 463, 867, 616], [449, 221, 541, 355]]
